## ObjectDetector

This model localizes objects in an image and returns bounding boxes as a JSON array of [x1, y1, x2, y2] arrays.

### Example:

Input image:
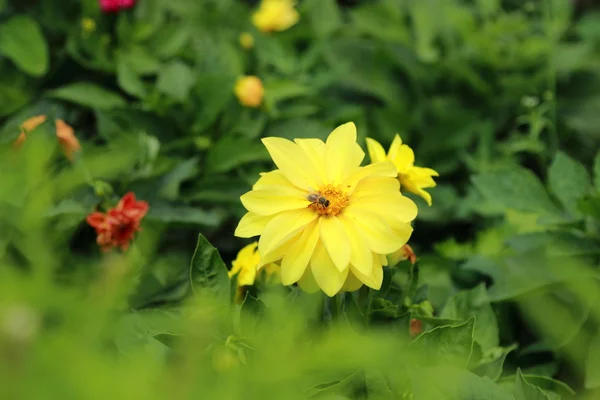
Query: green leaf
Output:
[[410, 318, 475, 367], [514, 369, 550, 400], [205, 136, 270, 174], [472, 344, 518, 381], [410, 366, 513, 400], [146, 202, 224, 227], [117, 59, 147, 98], [364, 371, 393, 400], [156, 61, 196, 102], [47, 82, 127, 110], [472, 167, 562, 216], [441, 284, 499, 350], [594, 151, 600, 191], [548, 151, 592, 215], [0, 16, 49, 76], [189, 234, 231, 303], [158, 158, 199, 200], [586, 331, 600, 389], [304, 0, 342, 38]]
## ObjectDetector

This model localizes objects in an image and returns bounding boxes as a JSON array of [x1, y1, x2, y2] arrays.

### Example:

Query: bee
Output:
[[307, 193, 330, 208]]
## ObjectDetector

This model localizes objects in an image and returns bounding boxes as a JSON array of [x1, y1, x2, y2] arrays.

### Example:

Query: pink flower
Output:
[[99, 0, 136, 13]]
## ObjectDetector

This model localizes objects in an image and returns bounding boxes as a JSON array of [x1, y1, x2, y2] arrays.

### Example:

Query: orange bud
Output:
[[55, 120, 81, 161], [14, 115, 47, 148], [410, 318, 422, 337], [234, 76, 264, 108]]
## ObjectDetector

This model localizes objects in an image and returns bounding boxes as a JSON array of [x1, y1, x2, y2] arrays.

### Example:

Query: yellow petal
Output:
[[262, 137, 321, 190], [325, 122, 358, 185], [319, 216, 350, 272], [344, 206, 405, 254], [280, 220, 319, 285], [350, 192, 418, 223], [235, 212, 274, 238], [240, 188, 310, 216], [387, 134, 403, 161], [350, 254, 384, 290], [253, 170, 293, 189], [338, 214, 372, 276], [294, 138, 327, 184], [342, 271, 364, 292], [297, 265, 320, 293], [344, 162, 397, 193], [365, 138, 387, 163], [258, 208, 317, 259], [352, 142, 365, 166], [351, 177, 400, 199], [399, 177, 433, 206], [392, 144, 415, 173], [259, 229, 302, 266], [379, 253, 388, 267], [390, 223, 414, 245], [310, 241, 349, 297]]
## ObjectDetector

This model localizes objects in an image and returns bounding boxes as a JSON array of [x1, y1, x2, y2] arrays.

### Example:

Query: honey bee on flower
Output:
[[235, 122, 418, 296]]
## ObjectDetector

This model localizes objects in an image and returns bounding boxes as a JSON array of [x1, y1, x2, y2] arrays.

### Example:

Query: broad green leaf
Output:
[[157, 61, 196, 102], [514, 370, 551, 400], [205, 136, 270, 174], [410, 318, 475, 367], [48, 82, 127, 110], [586, 331, 600, 389], [146, 202, 224, 227], [0, 16, 49, 76], [189, 234, 230, 303], [441, 284, 499, 350], [0, 82, 30, 118], [472, 345, 518, 381], [548, 151, 592, 215], [117, 59, 147, 98], [158, 158, 199, 200], [303, 0, 342, 38], [364, 371, 393, 400], [410, 366, 513, 400], [472, 167, 562, 216], [462, 247, 597, 301], [594, 151, 600, 191]]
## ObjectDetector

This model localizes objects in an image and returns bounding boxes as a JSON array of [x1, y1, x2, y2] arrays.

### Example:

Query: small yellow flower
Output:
[[13, 116, 81, 162], [239, 32, 254, 50], [234, 76, 264, 108], [251, 0, 299, 33], [229, 242, 280, 302], [55, 119, 81, 161], [366, 135, 439, 206], [13, 115, 47, 148], [81, 18, 97, 34], [235, 122, 418, 297]]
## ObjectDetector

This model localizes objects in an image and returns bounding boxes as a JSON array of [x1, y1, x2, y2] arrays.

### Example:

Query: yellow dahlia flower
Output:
[[251, 0, 299, 33], [234, 122, 418, 297], [366, 135, 439, 206], [229, 242, 279, 302]]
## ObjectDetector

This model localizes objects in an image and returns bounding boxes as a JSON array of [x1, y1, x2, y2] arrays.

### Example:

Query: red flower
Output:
[[86, 192, 149, 251], [99, 0, 136, 13]]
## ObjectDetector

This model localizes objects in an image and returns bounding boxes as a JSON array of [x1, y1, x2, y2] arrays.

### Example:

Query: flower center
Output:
[[307, 184, 349, 217]]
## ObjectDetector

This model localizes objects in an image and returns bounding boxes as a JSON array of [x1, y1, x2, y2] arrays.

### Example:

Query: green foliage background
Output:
[[1, 0, 600, 398]]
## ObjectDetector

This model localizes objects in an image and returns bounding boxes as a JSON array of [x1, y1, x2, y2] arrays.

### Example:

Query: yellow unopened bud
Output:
[[234, 76, 264, 108], [81, 18, 97, 34], [252, 0, 299, 33], [239, 32, 254, 50]]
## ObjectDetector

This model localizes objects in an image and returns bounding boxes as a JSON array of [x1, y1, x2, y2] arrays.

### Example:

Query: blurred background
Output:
[[1, 0, 600, 398]]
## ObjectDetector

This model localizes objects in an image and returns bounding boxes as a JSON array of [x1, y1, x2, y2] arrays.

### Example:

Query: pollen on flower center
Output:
[[307, 184, 349, 217]]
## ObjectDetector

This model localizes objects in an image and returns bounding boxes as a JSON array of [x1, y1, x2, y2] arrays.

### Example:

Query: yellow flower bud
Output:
[[252, 0, 299, 33], [234, 76, 264, 108], [239, 32, 255, 50], [81, 18, 97, 34]]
